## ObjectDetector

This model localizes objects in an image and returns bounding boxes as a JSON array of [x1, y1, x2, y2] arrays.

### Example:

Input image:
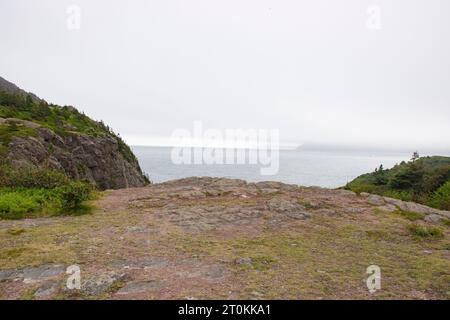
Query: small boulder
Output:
[[343, 207, 366, 214], [235, 257, 253, 266], [34, 281, 59, 299], [0, 268, 22, 282], [367, 195, 385, 206], [398, 202, 436, 215], [376, 204, 398, 213], [81, 272, 129, 296], [22, 265, 65, 284], [424, 214, 442, 223], [316, 208, 337, 216], [268, 198, 310, 219]]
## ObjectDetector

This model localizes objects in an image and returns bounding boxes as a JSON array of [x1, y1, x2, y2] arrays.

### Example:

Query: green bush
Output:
[[0, 166, 70, 189], [383, 190, 413, 202], [428, 180, 450, 210], [389, 163, 424, 190], [57, 181, 93, 211]]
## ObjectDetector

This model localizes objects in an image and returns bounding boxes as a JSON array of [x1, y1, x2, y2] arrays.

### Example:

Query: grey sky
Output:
[[1, 0, 449, 152]]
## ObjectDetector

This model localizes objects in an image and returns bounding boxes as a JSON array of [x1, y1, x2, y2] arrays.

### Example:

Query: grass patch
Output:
[[408, 224, 444, 239], [6, 228, 26, 236], [20, 288, 37, 300], [298, 200, 315, 210], [365, 229, 388, 240], [0, 121, 37, 146], [442, 219, 450, 227], [241, 255, 278, 271], [0, 247, 27, 260], [394, 209, 425, 221], [59, 203, 94, 216], [298, 199, 330, 210]]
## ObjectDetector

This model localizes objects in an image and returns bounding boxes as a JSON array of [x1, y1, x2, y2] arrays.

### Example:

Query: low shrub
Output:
[[383, 190, 414, 202], [428, 181, 450, 210], [0, 166, 70, 189], [0, 173, 93, 219], [57, 181, 93, 211], [408, 224, 444, 239]]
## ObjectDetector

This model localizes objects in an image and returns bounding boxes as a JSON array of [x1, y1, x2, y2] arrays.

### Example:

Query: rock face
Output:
[[3, 118, 147, 189]]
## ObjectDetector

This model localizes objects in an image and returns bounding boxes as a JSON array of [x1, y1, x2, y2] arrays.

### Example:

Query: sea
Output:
[[132, 146, 413, 189]]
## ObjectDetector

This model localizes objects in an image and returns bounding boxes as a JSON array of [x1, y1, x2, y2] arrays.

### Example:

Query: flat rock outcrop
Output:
[[0, 177, 449, 300]]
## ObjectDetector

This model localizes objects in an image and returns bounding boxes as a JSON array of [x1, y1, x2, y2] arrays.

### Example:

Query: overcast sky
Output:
[[1, 0, 449, 152]]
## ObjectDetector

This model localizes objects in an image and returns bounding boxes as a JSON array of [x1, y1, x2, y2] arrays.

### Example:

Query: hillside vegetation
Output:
[[0, 90, 137, 163], [345, 155, 450, 210], [0, 165, 93, 219], [0, 81, 148, 220]]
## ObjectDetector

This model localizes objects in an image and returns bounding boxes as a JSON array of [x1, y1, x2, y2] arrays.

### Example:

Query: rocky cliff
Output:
[[0, 77, 148, 189]]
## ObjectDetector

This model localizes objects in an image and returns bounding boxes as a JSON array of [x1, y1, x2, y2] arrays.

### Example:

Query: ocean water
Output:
[[132, 146, 411, 188]]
